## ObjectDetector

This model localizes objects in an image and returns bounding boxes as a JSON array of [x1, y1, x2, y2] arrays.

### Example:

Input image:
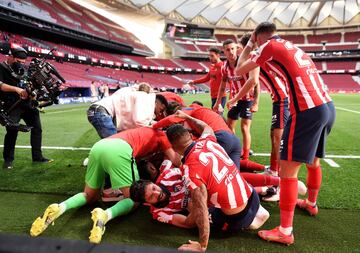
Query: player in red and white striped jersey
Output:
[[227, 33, 290, 176], [165, 110, 269, 252], [213, 39, 260, 161], [130, 160, 192, 228], [235, 22, 335, 245]]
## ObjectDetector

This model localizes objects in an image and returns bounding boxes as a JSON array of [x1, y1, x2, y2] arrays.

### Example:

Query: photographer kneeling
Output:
[[0, 47, 53, 169]]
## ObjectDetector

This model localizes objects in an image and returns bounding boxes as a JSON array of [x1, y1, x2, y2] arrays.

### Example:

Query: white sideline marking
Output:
[[0, 145, 91, 151], [323, 159, 340, 168], [0, 146, 359, 159], [252, 153, 360, 159], [46, 108, 85, 115], [336, 107, 360, 115]]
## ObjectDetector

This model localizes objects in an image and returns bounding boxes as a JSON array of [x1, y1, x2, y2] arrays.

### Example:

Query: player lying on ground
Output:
[[30, 127, 180, 244], [162, 110, 270, 252], [130, 158, 307, 230]]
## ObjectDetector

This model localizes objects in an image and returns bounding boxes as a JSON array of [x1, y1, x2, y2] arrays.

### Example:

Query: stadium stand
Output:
[[2, 0, 153, 54]]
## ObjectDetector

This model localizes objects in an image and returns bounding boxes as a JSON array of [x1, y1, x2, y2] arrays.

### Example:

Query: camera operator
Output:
[[0, 47, 53, 169]]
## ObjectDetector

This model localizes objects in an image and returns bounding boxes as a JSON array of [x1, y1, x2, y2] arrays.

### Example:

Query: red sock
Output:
[[280, 178, 298, 228], [306, 166, 322, 204], [270, 152, 279, 172], [240, 160, 265, 171], [242, 148, 250, 160], [241, 172, 280, 186]]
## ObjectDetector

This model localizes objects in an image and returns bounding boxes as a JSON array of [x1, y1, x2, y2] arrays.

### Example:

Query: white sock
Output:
[[306, 199, 316, 207], [279, 226, 293, 235], [105, 209, 112, 222], [59, 203, 66, 215]]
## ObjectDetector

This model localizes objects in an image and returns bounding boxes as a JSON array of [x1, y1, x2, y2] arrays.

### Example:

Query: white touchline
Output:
[[45, 108, 86, 115], [0, 146, 359, 159], [335, 107, 360, 115], [323, 159, 340, 168]]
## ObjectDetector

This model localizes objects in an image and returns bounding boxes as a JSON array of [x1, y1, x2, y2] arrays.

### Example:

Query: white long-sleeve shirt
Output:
[[94, 87, 155, 131]]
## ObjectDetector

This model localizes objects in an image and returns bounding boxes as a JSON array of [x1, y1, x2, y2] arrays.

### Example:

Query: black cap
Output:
[[10, 47, 27, 59]]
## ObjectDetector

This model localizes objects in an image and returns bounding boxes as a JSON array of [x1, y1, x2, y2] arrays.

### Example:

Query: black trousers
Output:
[[3, 105, 43, 162]]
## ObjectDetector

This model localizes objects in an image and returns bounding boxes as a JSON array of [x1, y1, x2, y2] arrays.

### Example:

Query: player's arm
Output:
[[163, 148, 181, 167], [174, 110, 215, 138], [250, 67, 260, 112], [179, 184, 209, 252], [227, 67, 260, 109], [189, 72, 210, 86], [172, 214, 196, 229], [212, 79, 227, 111], [0, 81, 28, 99], [236, 32, 259, 76]]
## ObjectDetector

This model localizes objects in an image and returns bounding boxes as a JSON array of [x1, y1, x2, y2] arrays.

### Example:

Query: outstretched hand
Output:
[[178, 240, 206, 252]]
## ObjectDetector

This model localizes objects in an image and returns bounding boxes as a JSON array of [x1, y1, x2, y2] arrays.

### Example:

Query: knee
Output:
[[84, 192, 98, 204], [307, 157, 321, 169]]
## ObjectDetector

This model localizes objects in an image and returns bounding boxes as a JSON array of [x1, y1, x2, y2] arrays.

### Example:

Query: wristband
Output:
[[246, 40, 254, 49]]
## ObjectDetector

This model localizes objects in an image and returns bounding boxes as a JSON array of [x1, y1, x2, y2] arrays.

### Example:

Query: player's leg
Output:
[[269, 129, 283, 174], [297, 101, 335, 216], [240, 118, 252, 160], [89, 139, 139, 243], [239, 100, 253, 160], [30, 139, 108, 236], [226, 102, 241, 133], [248, 204, 270, 230], [297, 157, 321, 216], [30, 185, 101, 237], [89, 189, 135, 244]]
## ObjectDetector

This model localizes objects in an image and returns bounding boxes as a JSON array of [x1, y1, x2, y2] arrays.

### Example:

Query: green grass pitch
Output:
[[0, 93, 359, 253]]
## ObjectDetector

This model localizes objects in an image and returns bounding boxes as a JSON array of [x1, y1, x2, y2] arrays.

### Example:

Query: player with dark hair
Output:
[[214, 39, 260, 161], [227, 33, 290, 176], [235, 22, 335, 245], [30, 127, 180, 244], [187, 47, 226, 113], [164, 111, 269, 252]]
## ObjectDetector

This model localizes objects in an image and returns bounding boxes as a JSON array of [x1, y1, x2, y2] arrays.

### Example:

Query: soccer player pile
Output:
[[30, 22, 335, 251]]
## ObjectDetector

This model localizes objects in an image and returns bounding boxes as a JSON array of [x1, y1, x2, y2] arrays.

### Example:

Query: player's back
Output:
[[253, 37, 331, 114], [183, 106, 232, 133], [110, 127, 170, 159], [183, 136, 252, 210]]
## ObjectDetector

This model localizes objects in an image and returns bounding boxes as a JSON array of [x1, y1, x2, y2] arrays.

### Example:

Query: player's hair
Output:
[[239, 33, 251, 47], [166, 101, 182, 115], [166, 124, 189, 144], [156, 94, 169, 108], [223, 39, 235, 47], [208, 47, 221, 54], [137, 160, 152, 180], [138, 82, 151, 93], [255, 22, 277, 36], [130, 180, 152, 203], [191, 100, 203, 106]]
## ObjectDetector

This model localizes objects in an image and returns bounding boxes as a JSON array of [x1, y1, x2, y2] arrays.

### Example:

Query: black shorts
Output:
[[208, 189, 259, 233], [271, 99, 289, 130], [280, 102, 335, 164], [227, 100, 253, 120]]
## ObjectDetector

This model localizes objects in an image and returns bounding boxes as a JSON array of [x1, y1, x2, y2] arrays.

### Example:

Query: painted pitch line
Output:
[[335, 107, 360, 115], [0, 146, 359, 159], [46, 108, 85, 115], [0, 145, 91, 151], [323, 159, 340, 168]]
